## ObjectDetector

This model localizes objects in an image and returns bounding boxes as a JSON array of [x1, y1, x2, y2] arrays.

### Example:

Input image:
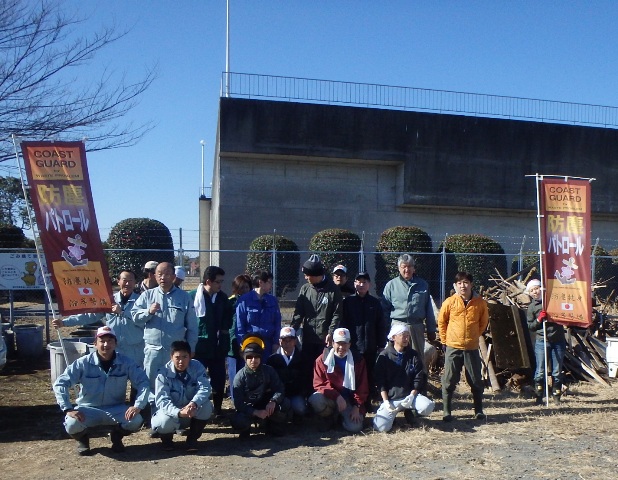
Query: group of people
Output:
[[51, 254, 563, 455]]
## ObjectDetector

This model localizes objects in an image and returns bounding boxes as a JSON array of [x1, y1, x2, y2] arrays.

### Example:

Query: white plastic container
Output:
[[48, 340, 88, 384], [605, 337, 618, 378]]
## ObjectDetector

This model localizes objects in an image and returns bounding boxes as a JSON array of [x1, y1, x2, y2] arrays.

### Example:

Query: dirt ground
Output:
[[1, 339, 617, 480]]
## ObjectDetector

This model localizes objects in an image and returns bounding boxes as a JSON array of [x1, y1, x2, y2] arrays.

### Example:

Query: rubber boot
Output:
[[70, 430, 91, 456], [552, 382, 562, 404], [442, 392, 453, 422], [110, 426, 129, 453], [212, 391, 224, 417], [534, 382, 544, 405], [186, 418, 208, 452], [472, 390, 486, 420], [160, 433, 174, 451]]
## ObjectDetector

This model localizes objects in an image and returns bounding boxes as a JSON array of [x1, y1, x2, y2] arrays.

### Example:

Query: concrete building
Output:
[[208, 79, 618, 296]]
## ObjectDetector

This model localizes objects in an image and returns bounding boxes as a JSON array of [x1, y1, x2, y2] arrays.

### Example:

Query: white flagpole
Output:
[[225, 0, 230, 97], [532, 173, 550, 407]]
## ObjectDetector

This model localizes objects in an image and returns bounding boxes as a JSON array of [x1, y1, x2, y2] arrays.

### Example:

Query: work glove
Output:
[[399, 393, 416, 410], [537, 310, 548, 323]]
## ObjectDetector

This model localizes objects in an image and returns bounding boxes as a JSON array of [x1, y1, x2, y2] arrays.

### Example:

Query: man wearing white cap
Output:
[[373, 324, 434, 432], [267, 326, 313, 421], [332, 264, 355, 296], [53, 326, 150, 455], [140, 260, 159, 293], [308, 327, 369, 433], [174, 266, 186, 287]]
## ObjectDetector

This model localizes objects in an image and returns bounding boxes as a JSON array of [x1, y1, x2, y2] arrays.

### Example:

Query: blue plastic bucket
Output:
[[14, 324, 44, 358]]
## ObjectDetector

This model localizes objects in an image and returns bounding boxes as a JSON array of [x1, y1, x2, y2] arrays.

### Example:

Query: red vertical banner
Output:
[[540, 178, 592, 327], [20, 141, 113, 314]]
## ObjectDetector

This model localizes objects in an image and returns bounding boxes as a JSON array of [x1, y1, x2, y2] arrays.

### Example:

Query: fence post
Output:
[[440, 234, 448, 304], [518, 235, 527, 277], [592, 237, 600, 286], [177, 227, 184, 269], [359, 231, 365, 273], [272, 229, 277, 296]]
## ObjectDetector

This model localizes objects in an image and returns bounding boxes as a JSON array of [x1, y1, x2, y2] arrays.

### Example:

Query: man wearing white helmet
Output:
[[373, 324, 434, 432]]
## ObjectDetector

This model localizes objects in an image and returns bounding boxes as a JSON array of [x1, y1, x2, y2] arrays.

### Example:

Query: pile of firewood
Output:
[[477, 268, 614, 389]]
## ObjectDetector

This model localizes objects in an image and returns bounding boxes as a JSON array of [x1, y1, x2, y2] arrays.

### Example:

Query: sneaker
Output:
[[474, 412, 486, 420], [149, 429, 160, 439], [238, 429, 250, 440], [110, 430, 125, 453], [442, 414, 453, 423]]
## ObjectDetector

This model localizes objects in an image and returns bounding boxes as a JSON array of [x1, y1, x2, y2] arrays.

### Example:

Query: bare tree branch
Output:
[[0, 0, 156, 163]]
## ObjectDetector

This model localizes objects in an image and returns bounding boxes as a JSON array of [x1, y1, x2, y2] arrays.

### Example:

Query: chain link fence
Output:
[[2, 248, 617, 328]]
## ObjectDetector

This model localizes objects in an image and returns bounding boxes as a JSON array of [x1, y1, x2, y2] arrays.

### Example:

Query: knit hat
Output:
[[526, 279, 541, 293], [302, 254, 325, 276]]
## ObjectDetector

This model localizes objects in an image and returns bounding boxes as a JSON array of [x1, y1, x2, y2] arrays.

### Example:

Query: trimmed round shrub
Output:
[[0, 224, 31, 248], [308, 229, 361, 280], [375, 226, 433, 295], [106, 218, 174, 281], [440, 234, 507, 294], [510, 250, 541, 278], [246, 234, 300, 297]]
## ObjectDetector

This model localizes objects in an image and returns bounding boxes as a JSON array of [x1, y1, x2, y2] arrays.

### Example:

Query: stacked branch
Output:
[[479, 268, 613, 388]]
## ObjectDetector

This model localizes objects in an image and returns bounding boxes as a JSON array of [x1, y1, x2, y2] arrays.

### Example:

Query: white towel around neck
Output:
[[324, 348, 356, 391]]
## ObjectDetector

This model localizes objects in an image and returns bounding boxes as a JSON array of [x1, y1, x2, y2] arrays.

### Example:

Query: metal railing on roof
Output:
[[222, 72, 618, 128]]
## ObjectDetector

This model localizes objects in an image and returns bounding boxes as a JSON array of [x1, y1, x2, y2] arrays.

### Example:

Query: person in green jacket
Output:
[[191, 266, 233, 416]]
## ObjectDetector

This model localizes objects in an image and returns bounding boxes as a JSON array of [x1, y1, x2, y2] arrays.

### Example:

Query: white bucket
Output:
[[48, 340, 89, 384], [606, 337, 618, 378]]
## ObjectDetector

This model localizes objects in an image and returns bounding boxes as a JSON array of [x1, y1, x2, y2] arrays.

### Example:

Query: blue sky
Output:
[[27, 1, 618, 251]]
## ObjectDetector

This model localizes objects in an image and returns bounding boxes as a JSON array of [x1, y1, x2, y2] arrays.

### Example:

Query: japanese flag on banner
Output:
[[20, 141, 113, 315], [539, 178, 592, 328]]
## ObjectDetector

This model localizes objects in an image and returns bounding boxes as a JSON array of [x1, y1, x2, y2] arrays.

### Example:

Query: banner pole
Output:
[[11, 135, 69, 366], [533, 173, 550, 407]]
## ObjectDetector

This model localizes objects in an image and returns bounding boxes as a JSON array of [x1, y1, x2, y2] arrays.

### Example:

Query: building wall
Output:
[[211, 97, 618, 282]]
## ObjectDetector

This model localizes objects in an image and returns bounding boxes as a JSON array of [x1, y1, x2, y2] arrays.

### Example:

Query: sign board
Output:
[[0, 253, 48, 290]]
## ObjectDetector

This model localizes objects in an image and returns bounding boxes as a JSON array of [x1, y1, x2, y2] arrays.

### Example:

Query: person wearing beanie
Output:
[[231, 336, 291, 439], [291, 254, 343, 363], [373, 324, 433, 432], [308, 328, 369, 433], [526, 278, 566, 404]]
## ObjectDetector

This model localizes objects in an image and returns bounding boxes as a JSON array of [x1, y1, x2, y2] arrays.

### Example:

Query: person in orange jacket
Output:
[[438, 271, 489, 422]]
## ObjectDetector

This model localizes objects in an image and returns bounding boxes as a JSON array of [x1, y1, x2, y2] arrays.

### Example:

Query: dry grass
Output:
[[0, 347, 616, 480]]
